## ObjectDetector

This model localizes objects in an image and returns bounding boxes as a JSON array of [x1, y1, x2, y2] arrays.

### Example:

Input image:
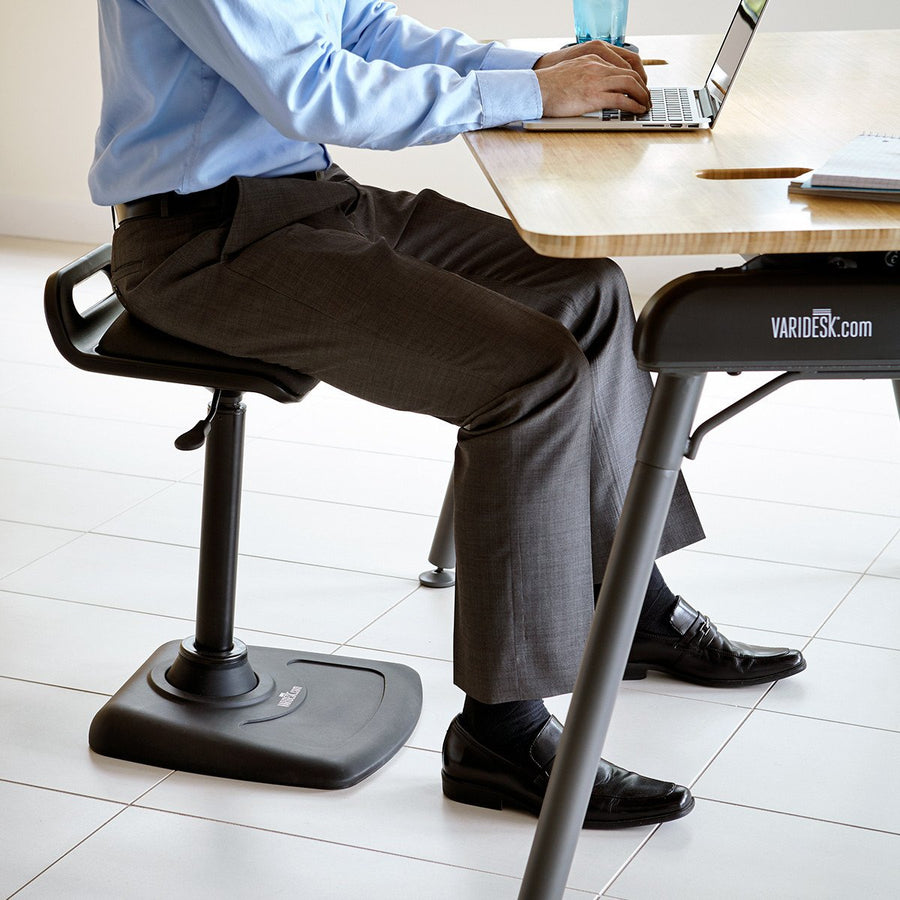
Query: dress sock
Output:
[[461, 695, 550, 763], [595, 563, 679, 636]]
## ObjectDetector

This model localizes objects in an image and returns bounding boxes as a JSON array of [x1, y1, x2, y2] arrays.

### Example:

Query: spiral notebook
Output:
[[789, 133, 900, 202]]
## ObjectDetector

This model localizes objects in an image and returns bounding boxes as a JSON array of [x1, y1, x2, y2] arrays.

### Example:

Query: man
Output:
[[90, 0, 805, 828]]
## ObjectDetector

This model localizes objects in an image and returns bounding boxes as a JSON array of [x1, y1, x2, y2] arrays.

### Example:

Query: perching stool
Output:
[[45, 244, 423, 788]]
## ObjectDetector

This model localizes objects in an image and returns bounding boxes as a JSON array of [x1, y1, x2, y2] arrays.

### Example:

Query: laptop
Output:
[[514, 0, 769, 131]]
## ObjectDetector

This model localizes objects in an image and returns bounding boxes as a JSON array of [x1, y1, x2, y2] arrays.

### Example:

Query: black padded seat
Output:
[[99, 309, 318, 400], [44, 244, 422, 789]]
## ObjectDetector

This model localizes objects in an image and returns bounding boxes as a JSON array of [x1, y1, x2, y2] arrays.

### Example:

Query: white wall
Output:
[[1, 0, 898, 243]]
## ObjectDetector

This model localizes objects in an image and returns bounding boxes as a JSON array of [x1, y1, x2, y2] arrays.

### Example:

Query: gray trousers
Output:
[[110, 166, 704, 702]]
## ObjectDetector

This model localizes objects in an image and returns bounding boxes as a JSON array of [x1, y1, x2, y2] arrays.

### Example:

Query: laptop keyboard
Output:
[[601, 88, 696, 124]]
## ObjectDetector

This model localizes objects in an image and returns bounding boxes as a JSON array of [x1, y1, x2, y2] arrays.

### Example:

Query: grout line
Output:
[[87, 479, 183, 535], [0, 402, 196, 431], [799, 523, 900, 645], [108, 800, 566, 891], [337, 581, 434, 649], [0, 525, 85, 581], [811, 633, 900, 654], [247, 431, 454, 464], [0, 673, 113, 699], [338, 642, 453, 665], [1, 524, 426, 588], [0, 776, 128, 807], [0, 585, 197, 626], [744, 704, 900, 737], [691, 488, 900, 520], [0, 453, 181, 484], [5, 807, 131, 899], [597, 826, 662, 898], [80, 524, 432, 584], [685, 547, 897, 577], [690, 796, 900, 838]]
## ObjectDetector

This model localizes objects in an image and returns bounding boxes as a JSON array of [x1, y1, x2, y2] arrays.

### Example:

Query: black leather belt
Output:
[[113, 171, 320, 226], [114, 183, 231, 226]]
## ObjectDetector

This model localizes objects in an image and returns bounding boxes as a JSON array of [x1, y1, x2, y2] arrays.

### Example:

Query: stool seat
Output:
[[45, 243, 316, 401], [99, 310, 317, 400]]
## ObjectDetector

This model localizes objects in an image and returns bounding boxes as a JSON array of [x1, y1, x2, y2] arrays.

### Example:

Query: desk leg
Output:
[[517, 372, 706, 900]]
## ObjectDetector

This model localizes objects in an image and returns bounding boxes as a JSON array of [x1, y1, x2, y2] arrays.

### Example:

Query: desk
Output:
[[464, 29, 900, 900]]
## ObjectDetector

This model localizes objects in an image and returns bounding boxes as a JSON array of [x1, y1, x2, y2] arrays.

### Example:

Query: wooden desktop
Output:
[[467, 31, 900, 259]]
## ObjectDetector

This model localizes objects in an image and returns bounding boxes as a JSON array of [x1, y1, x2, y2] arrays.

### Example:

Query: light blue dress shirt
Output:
[[89, 0, 544, 205]]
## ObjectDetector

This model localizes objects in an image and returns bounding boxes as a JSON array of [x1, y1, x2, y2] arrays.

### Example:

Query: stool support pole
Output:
[[194, 390, 245, 653], [420, 475, 456, 587]]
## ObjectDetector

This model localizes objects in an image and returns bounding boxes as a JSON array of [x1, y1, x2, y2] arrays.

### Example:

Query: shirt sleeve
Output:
[[342, 0, 544, 74], [139, 0, 543, 150]]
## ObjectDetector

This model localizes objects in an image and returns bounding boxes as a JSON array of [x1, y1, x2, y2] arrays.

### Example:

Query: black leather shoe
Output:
[[626, 597, 807, 687], [441, 714, 694, 829]]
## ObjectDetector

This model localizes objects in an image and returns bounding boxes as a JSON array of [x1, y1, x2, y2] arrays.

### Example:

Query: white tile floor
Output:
[[1, 235, 898, 899]]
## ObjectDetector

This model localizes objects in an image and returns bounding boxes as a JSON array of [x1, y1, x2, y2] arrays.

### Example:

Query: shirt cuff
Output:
[[475, 68, 543, 129], [478, 42, 545, 72]]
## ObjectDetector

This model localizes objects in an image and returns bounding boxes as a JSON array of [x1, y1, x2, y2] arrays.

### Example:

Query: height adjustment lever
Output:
[[175, 390, 222, 451]]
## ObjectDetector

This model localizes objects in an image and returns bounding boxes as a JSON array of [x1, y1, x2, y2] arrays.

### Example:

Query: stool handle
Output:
[[44, 243, 123, 364]]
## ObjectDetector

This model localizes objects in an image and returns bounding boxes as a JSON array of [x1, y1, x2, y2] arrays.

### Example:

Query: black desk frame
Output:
[[517, 253, 900, 899]]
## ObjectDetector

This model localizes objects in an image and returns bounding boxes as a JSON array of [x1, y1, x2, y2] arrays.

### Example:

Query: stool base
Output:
[[90, 640, 422, 789], [419, 566, 456, 588]]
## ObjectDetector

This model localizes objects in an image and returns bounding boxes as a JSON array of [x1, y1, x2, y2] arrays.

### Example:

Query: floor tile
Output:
[[348, 584, 455, 661], [93, 482, 201, 546], [222, 436, 452, 516], [657, 550, 858, 636], [261, 382, 457, 459], [12, 805, 591, 900], [2, 532, 417, 644], [0, 520, 79, 578], [98, 482, 439, 579], [690, 492, 898, 573], [683, 441, 900, 516], [548, 688, 750, 790], [137, 746, 646, 893], [0, 361, 218, 427], [0, 590, 199, 694], [758, 638, 900, 731], [0, 314, 63, 367], [693, 709, 900, 833], [0, 458, 169, 531], [0, 678, 171, 802], [869, 528, 900, 579], [606, 799, 900, 900], [0, 588, 338, 696], [692, 394, 900, 464], [0, 781, 123, 899], [695, 372, 896, 418], [0, 406, 202, 481], [817, 574, 900, 649], [0, 359, 54, 402], [0, 237, 94, 280], [760, 375, 898, 417]]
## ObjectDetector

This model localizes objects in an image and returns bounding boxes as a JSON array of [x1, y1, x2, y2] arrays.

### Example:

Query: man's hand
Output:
[[533, 41, 649, 118]]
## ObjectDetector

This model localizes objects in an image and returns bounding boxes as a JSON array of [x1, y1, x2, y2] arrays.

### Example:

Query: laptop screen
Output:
[[706, 0, 769, 122]]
